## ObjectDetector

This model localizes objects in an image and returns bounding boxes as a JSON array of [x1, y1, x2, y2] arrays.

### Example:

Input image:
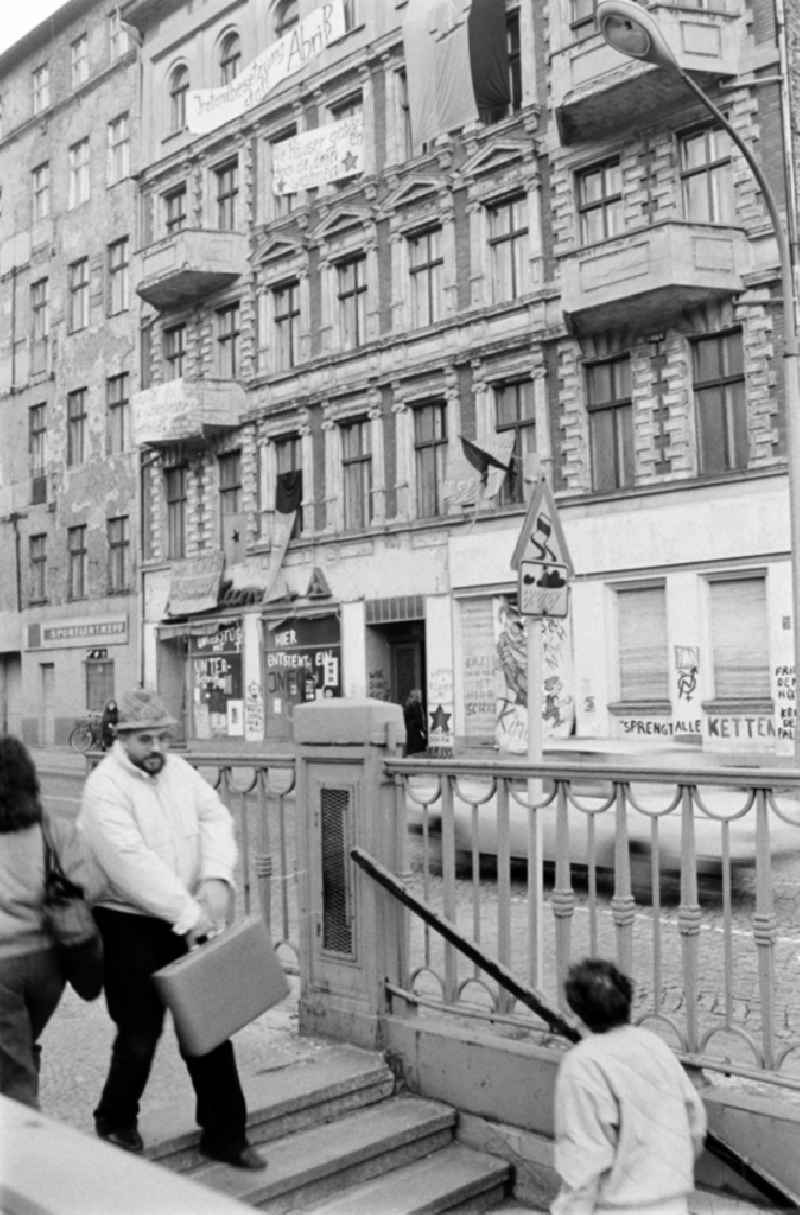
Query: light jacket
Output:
[[77, 742, 237, 935], [0, 816, 81, 959]]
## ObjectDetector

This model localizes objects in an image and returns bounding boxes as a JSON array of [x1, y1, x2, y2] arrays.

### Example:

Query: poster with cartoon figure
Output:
[[493, 596, 574, 753]]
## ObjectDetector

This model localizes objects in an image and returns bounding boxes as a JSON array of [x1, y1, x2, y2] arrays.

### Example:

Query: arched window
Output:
[[273, 0, 299, 38], [169, 64, 189, 132], [219, 32, 240, 85]]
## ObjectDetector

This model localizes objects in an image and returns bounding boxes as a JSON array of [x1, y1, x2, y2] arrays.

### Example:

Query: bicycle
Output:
[[67, 712, 105, 753]]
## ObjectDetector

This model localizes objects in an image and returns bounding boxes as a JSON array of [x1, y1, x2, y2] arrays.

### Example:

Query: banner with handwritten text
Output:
[[272, 114, 364, 193]]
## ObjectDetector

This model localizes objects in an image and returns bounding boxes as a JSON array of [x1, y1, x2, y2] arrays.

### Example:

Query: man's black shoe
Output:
[[95, 1123, 144, 1154], [200, 1143, 267, 1170]]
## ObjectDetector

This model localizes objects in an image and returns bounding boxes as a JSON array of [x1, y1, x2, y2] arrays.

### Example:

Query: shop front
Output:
[[263, 612, 341, 740]]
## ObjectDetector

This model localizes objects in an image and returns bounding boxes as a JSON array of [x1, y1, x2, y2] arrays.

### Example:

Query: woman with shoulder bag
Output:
[[0, 736, 73, 1107]]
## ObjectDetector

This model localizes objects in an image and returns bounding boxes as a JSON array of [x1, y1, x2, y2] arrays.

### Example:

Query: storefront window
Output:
[[265, 614, 341, 739], [190, 622, 244, 739]]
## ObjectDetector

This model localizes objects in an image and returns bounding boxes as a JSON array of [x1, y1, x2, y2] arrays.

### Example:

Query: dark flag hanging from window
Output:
[[403, 0, 510, 154]]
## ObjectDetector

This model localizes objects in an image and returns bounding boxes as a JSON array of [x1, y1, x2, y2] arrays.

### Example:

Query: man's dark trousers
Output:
[[93, 907, 247, 1153]]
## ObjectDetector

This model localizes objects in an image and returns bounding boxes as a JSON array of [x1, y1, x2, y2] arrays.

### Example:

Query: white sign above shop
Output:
[[186, 0, 347, 136]]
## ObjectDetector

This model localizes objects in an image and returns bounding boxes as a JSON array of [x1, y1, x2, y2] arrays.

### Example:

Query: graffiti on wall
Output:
[[493, 597, 574, 754], [776, 664, 796, 741], [675, 645, 699, 702]]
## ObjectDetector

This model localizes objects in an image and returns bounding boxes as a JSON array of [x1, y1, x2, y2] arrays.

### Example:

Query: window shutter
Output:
[[618, 586, 669, 701], [710, 578, 770, 699]]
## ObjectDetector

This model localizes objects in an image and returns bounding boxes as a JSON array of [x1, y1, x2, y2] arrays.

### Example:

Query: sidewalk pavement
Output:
[[38, 977, 320, 1145]]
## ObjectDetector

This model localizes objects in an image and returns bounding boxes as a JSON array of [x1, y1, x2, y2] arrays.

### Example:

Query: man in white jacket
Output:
[[78, 687, 266, 1169]]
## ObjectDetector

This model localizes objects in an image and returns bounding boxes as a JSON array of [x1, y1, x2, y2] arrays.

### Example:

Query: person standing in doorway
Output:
[[551, 957, 706, 1215], [77, 687, 266, 1169], [403, 688, 427, 756]]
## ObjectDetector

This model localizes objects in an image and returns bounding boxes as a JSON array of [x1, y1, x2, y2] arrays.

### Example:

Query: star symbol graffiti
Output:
[[429, 704, 451, 734], [341, 150, 359, 174]]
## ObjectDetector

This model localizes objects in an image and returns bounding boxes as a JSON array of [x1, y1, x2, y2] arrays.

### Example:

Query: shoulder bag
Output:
[[41, 819, 104, 1001]]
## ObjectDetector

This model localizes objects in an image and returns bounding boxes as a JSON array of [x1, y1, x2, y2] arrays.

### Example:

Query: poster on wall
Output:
[[265, 615, 342, 738], [190, 623, 244, 740], [493, 596, 574, 754]]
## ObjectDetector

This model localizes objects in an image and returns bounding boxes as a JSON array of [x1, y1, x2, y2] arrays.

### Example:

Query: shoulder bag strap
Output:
[[41, 815, 66, 881]]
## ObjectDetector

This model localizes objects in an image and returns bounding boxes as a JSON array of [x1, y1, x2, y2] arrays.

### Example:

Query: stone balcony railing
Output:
[[551, 2, 744, 143], [560, 220, 750, 335], [136, 228, 250, 310], [131, 377, 247, 446]]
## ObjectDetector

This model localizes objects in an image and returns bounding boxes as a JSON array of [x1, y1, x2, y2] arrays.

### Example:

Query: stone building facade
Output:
[[0, 2, 140, 743], [1, 0, 797, 757]]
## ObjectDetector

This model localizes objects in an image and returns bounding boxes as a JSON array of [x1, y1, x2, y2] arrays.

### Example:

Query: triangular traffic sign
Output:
[[510, 476, 573, 576]]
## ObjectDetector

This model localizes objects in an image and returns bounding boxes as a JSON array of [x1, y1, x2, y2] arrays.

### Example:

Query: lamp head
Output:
[[596, 0, 677, 69]]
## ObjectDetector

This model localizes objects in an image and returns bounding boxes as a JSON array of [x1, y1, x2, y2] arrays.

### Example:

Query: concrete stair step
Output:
[[147, 1043, 395, 1170], [189, 1095, 457, 1213], [690, 1189, 790, 1213], [305, 1142, 512, 1214]]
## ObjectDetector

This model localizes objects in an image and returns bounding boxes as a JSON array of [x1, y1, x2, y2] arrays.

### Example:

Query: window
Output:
[[337, 256, 367, 349], [710, 577, 770, 701], [577, 159, 622, 244], [692, 330, 746, 474], [219, 450, 242, 517], [396, 69, 413, 161], [165, 466, 187, 559], [219, 32, 241, 84], [487, 196, 528, 302], [107, 516, 131, 593], [617, 586, 669, 702], [342, 418, 372, 530], [586, 356, 633, 491], [414, 402, 447, 518], [506, 10, 522, 115], [31, 279, 48, 372], [216, 303, 240, 378], [164, 324, 186, 379], [67, 525, 87, 600], [108, 8, 130, 59], [275, 435, 302, 538], [273, 281, 300, 370], [107, 113, 130, 184], [269, 128, 297, 216], [344, 0, 357, 29], [274, 0, 299, 37], [495, 380, 535, 505], [30, 535, 47, 603], [680, 124, 733, 224], [164, 184, 187, 234], [71, 35, 89, 89], [67, 389, 87, 467], [408, 227, 443, 328], [32, 65, 49, 114], [169, 65, 189, 132], [215, 160, 238, 230], [68, 259, 90, 333], [68, 138, 91, 208], [571, 0, 595, 29], [86, 659, 114, 710], [32, 163, 50, 221], [106, 372, 129, 454], [108, 237, 130, 314], [29, 404, 47, 503]]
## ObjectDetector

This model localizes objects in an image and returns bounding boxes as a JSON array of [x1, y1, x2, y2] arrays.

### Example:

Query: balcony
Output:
[[136, 229, 249, 310], [552, 4, 743, 144], [560, 221, 750, 336], [132, 378, 247, 447]]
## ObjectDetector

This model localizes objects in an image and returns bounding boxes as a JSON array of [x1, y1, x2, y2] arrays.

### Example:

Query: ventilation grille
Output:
[[320, 787, 353, 956]]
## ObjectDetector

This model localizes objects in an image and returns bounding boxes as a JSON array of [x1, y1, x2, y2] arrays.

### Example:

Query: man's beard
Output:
[[130, 753, 165, 775]]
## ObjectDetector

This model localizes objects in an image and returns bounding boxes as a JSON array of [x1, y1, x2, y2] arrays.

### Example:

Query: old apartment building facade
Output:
[[0, 1, 139, 743], [0, 0, 797, 756]]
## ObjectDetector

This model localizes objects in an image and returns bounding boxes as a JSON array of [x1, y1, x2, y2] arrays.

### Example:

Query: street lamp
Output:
[[597, 0, 800, 763]]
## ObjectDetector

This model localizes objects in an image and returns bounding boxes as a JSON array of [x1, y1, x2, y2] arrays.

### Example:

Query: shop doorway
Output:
[[365, 619, 426, 711], [391, 638, 424, 707], [40, 663, 55, 746]]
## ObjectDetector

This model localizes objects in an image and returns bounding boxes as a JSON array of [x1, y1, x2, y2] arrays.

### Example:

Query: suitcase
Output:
[[153, 915, 290, 1056]]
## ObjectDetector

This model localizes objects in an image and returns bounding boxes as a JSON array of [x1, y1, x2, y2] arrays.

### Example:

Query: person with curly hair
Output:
[[552, 957, 707, 1215], [0, 736, 70, 1107]]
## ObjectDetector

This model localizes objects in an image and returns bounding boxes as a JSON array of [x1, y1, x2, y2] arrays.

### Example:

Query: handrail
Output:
[[351, 845, 799, 1209]]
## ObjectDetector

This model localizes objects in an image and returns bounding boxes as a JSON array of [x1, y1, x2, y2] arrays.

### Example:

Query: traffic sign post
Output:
[[511, 477, 573, 989]]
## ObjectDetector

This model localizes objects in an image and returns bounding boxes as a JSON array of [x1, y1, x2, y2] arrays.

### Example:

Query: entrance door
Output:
[[40, 663, 55, 746], [391, 640, 423, 708]]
